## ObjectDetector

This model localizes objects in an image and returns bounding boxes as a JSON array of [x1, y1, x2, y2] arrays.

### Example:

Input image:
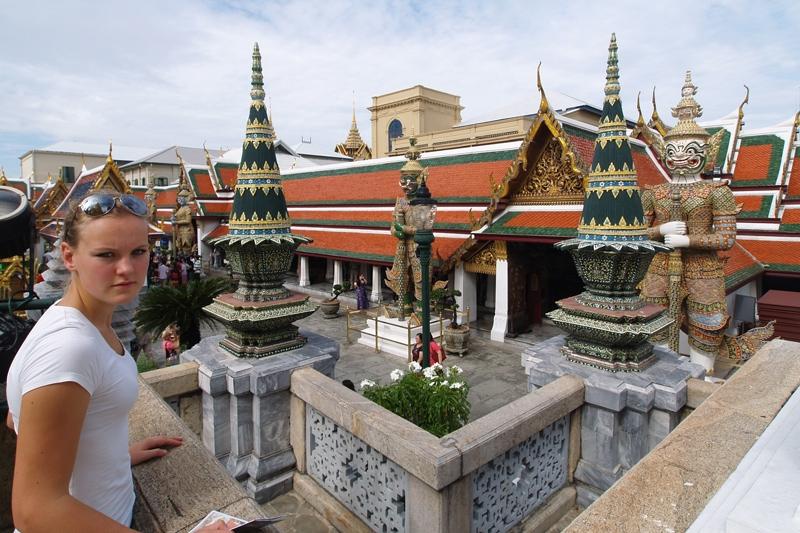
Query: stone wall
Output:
[[289, 367, 584, 533], [565, 339, 800, 532], [130, 376, 271, 532], [141, 362, 202, 435]]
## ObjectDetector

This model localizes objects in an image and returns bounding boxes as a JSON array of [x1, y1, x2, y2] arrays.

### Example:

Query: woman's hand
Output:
[[130, 435, 183, 465], [195, 519, 238, 532]]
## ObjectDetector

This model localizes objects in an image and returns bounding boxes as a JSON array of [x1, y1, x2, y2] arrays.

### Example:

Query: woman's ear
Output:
[[61, 241, 77, 272]]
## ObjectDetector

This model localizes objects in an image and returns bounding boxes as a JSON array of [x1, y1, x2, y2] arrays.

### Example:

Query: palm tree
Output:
[[135, 278, 230, 349]]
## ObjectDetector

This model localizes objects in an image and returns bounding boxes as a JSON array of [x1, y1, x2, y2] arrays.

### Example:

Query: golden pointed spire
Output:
[[726, 85, 750, 173], [648, 88, 669, 136], [0, 167, 7, 186], [107, 140, 114, 163], [537, 62, 551, 114], [636, 92, 645, 127]]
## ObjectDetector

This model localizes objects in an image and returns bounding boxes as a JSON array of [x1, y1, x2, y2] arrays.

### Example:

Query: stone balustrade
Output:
[[130, 375, 272, 532], [141, 362, 203, 435], [565, 338, 800, 532], [289, 367, 584, 533]]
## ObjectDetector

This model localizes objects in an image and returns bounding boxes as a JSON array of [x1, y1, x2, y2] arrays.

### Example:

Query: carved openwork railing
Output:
[[290, 367, 584, 533]]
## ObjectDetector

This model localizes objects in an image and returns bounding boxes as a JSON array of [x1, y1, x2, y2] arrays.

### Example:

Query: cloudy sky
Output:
[[1, 0, 798, 177]]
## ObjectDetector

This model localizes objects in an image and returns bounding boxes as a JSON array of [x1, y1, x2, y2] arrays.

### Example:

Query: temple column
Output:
[[370, 265, 383, 302], [454, 264, 478, 324], [325, 259, 333, 281], [333, 260, 343, 286], [485, 275, 496, 308], [298, 256, 310, 287], [490, 255, 509, 342]]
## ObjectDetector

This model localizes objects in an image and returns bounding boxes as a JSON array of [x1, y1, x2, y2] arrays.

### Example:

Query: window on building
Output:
[[156, 177, 168, 187], [388, 119, 403, 151]]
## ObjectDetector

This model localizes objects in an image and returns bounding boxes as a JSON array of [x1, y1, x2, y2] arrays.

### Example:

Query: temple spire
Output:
[[575, 33, 647, 244], [335, 91, 372, 160]]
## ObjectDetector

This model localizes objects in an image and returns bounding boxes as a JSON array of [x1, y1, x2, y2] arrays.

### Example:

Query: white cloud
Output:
[[0, 0, 798, 175]]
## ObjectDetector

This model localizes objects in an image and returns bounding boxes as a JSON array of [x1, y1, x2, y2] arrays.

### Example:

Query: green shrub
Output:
[[136, 354, 158, 373], [361, 362, 470, 437], [135, 277, 230, 349]]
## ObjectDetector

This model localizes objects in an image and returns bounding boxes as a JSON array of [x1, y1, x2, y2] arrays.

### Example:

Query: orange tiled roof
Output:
[[734, 144, 773, 181], [294, 228, 464, 264], [736, 194, 773, 218], [289, 209, 473, 230], [482, 210, 580, 238], [720, 242, 764, 288], [632, 150, 666, 187], [787, 150, 800, 197], [738, 239, 800, 273]]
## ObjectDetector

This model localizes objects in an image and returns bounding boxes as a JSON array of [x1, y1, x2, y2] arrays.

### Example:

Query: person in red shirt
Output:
[[412, 333, 446, 366]]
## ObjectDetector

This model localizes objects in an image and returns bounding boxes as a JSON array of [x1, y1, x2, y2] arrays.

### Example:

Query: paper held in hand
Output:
[[189, 510, 285, 532]]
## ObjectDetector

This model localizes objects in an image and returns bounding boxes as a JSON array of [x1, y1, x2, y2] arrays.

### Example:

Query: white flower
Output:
[[449, 382, 463, 389], [408, 361, 422, 372], [359, 379, 376, 389], [390, 369, 404, 382], [448, 365, 463, 375], [423, 367, 437, 379], [431, 362, 443, 371]]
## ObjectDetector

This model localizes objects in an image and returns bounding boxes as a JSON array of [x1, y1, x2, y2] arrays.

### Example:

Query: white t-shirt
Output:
[[157, 263, 169, 280], [6, 304, 139, 527]]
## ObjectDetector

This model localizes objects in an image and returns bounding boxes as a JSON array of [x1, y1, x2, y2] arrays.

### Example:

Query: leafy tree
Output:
[[135, 278, 230, 349]]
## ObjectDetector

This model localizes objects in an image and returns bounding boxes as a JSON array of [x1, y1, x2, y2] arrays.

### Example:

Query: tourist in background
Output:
[[4, 193, 234, 532], [412, 333, 446, 366], [354, 273, 369, 310], [157, 260, 169, 286]]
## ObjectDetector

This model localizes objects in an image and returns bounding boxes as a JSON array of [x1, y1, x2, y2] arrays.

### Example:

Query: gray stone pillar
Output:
[[182, 330, 339, 503], [522, 335, 703, 508]]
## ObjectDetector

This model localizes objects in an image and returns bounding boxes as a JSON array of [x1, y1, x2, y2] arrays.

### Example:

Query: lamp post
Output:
[[411, 170, 437, 368]]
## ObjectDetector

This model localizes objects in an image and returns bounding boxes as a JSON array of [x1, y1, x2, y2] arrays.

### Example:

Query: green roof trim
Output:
[[779, 223, 800, 232], [706, 127, 732, 169], [738, 195, 772, 218], [296, 246, 394, 263], [482, 212, 578, 237], [764, 263, 800, 273], [283, 149, 518, 181], [724, 263, 764, 290], [286, 196, 490, 206], [562, 123, 596, 143]]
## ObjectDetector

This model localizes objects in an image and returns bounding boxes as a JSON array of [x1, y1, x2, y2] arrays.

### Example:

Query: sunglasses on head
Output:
[[78, 193, 149, 218]]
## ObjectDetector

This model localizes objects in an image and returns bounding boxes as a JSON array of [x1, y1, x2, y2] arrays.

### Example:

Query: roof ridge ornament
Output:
[[536, 62, 550, 115]]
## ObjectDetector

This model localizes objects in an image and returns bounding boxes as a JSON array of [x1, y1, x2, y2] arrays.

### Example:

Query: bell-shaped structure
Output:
[[204, 43, 317, 357], [547, 34, 672, 371]]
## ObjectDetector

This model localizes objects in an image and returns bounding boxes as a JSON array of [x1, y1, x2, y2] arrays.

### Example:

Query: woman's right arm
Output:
[[12, 382, 134, 532]]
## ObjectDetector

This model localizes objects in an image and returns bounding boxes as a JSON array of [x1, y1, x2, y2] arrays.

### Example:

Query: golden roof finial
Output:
[[0, 167, 7, 186], [537, 62, 550, 114], [738, 85, 750, 120], [636, 91, 645, 127], [107, 140, 113, 163]]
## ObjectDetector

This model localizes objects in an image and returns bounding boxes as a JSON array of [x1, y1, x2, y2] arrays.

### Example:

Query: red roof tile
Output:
[[738, 239, 800, 270], [504, 211, 581, 229], [733, 144, 773, 182], [294, 228, 465, 264], [788, 154, 800, 197]]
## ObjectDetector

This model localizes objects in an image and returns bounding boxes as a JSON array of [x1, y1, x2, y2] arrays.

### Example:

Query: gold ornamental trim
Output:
[[464, 242, 497, 274]]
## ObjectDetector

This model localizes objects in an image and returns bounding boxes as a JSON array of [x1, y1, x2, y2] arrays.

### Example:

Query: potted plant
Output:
[[320, 283, 344, 319], [441, 288, 470, 356]]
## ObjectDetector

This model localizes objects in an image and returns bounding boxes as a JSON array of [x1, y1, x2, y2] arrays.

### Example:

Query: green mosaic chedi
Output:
[[204, 42, 317, 357], [547, 34, 673, 371]]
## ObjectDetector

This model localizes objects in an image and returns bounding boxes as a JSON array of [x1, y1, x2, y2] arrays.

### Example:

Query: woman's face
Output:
[[62, 212, 150, 307]]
